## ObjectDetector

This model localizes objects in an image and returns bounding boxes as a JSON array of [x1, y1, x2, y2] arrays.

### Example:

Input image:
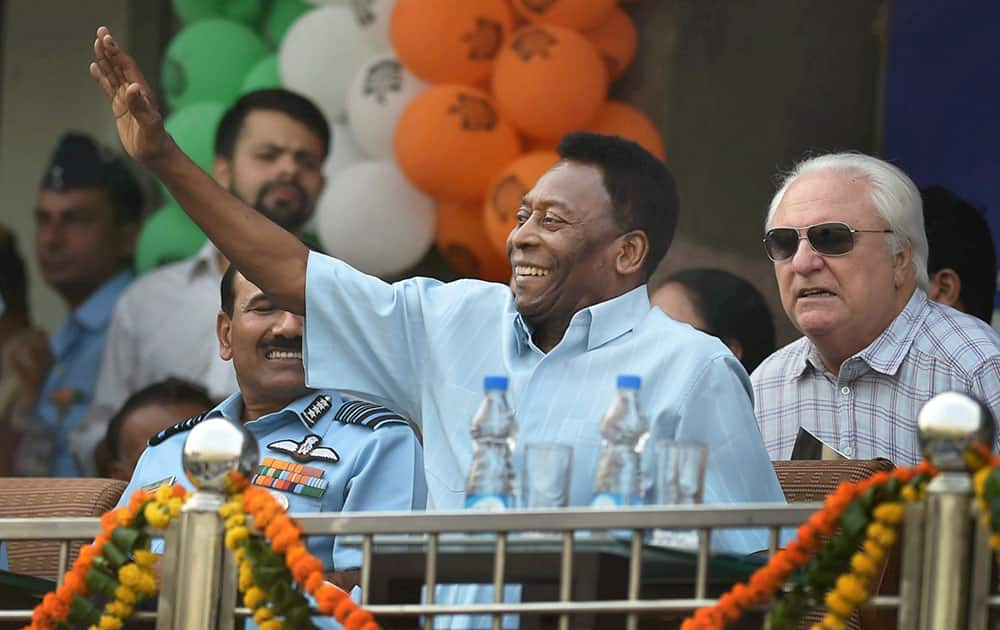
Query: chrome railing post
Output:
[[915, 392, 995, 630], [159, 416, 259, 630], [168, 489, 228, 629]]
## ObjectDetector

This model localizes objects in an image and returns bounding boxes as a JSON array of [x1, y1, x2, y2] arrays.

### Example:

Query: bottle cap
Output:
[[483, 375, 509, 391], [617, 374, 641, 390]]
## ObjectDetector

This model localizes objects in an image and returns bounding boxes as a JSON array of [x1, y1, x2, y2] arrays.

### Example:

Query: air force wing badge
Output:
[[267, 434, 340, 463]]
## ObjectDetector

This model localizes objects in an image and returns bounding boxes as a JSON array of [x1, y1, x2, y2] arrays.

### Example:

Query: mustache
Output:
[[260, 336, 302, 351]]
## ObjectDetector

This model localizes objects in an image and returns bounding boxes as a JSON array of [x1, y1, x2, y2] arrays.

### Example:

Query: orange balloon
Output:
[[492, 25, 608, 140], [390, 0, 514, 85], [482, 151, 561, 256], [436, 199, 512, 282], [585, 100, 666, 161], [585, 7, 637, 80], [511, 0, 617, 32], [396, 85, 522, 201]]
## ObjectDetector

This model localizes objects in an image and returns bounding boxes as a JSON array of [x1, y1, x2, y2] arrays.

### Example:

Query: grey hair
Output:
[[765, 152, 929, 290]]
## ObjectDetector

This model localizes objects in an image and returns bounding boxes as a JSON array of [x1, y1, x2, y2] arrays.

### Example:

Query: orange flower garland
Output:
[[681, 462, 936, 630], [234, 485, 381, 630], [24, 484, 188, 630]]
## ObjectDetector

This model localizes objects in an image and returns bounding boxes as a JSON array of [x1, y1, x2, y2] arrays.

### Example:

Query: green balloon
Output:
[[163, 19, 269, 109], [135, 204, 207, 274], [164, 101, 228, 175], [241, 54, 282, 94], [264, 0, 312, 49], [172, 0, 266, 27]]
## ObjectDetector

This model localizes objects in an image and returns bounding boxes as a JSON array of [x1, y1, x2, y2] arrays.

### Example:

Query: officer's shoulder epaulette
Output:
[[148, 412, 208, 447], [333, 399, 408, 431]]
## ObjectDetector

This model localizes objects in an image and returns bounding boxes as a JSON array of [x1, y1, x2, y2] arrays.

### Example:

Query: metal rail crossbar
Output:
[[0, 501, 995, 629]]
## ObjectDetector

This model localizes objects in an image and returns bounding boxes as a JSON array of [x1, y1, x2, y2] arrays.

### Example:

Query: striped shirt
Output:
[[752, 289, 1000, 465]]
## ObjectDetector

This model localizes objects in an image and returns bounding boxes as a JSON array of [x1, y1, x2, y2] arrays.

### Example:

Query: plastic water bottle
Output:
[[591, 374, 649, 508], [465, 375, 519, 511]]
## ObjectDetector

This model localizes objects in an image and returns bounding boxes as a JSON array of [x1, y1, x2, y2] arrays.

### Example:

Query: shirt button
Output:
[[840, 386, 851, 396], [842, 445, 855, 457]]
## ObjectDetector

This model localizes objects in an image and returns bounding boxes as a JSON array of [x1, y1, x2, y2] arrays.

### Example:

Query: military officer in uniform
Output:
[[118, 265, 426, 585]]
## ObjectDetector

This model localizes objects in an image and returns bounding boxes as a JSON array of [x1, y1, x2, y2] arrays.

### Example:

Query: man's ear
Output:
[[217, 310, 234, 361], [893, 241, 915, 288], [615, 230, 649, 277], [213, 156, 232, 189], [928, 268, 963, 308]]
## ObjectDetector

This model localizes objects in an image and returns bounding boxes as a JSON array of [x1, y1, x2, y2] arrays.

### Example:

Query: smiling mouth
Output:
[[514, 265, 550, 277], [265, 350, 302, 360]]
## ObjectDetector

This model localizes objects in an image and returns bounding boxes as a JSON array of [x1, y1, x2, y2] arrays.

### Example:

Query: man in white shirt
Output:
[[70, 88, 330, 475]]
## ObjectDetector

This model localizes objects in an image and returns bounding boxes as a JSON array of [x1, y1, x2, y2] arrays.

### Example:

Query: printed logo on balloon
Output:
[[363, 60, 404, 105], [448, 94, 498, 131], [511, 27, 558, 61], [462, 18, 504, 61]]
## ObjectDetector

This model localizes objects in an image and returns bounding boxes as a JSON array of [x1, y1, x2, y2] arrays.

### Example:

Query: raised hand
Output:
[[89, 26, 172, 163]]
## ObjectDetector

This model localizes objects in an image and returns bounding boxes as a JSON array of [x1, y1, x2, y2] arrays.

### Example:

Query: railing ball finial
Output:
[[182, 417, 260, 492], [918, 391, 995, 472]]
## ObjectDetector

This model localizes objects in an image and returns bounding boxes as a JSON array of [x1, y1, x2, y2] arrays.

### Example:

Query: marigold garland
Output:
[[681, 462, 936, 630], [221, 485, 382, 630], [24, 483, 187, 630]]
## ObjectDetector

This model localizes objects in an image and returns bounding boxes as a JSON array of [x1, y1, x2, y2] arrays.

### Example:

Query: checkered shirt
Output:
[[751, 289, 1000, 465]]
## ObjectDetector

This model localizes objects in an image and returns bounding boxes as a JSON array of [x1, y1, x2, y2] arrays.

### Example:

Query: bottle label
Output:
[[465, 493, 513, 511], [590, 492, 640, 509]]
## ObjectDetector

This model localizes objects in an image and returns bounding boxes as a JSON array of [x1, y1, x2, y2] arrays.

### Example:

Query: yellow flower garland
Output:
[[810, 500, 906, 630], [84, 486, 182, 630]]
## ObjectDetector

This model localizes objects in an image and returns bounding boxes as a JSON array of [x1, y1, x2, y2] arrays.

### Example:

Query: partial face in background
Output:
[[34, 188, 137, 304], [214, 110, 326, 232], [111, 400, 209, 481], [651, 282, 707, 331], [217, 272, 308, 404], [770, 170, 912, 355], [507, 161, 626, 328]]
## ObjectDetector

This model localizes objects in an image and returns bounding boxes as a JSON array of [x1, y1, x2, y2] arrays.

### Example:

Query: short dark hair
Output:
[[104, 378, 213, 460], [922, 186, 997, 323], [0, 226, 28, 317], [556, 132, 679, 278], [657, 268, 776, 373], [220, 264, 240, 317], [214, 89, 331, 161]]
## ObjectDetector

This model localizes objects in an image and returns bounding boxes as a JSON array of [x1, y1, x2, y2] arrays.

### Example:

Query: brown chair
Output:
[[772, 459, 899, 630], [0, 477, 127, 579]]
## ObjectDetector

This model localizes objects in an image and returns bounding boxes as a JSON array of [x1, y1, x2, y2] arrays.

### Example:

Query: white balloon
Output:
[[304, 0, 346, 4], [346, 52, 428, 159], [349, 0, 395, 51], [302, 123, 368, 235], [326, 123, 368, 177], [280, 5, 376, 123], [316, 161, 436, 277]]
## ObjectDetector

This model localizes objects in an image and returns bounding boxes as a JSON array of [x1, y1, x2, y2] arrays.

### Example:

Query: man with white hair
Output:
[[751, 152, 1000, 465]]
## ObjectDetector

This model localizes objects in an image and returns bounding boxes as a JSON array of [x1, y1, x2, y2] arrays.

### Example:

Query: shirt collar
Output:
[[791, 288, 926, 381], [51, 270, 132, 357], [858, 288, 927, 375], [207, 389, 344, 433], [188, 240, 223, 279], [508, 285, 650, 353]]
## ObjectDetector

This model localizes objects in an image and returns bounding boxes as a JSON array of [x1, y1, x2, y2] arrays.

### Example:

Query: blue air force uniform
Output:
[[118, 389, 427, 571]]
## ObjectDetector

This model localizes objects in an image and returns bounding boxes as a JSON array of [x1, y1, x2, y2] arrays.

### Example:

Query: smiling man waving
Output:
[[88, 26, 784, 559]]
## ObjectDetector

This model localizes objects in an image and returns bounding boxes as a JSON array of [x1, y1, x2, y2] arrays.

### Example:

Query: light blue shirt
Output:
[[119, 389, 427, 570], [27, 270, 132, 477], [303, 252, 785, 554]]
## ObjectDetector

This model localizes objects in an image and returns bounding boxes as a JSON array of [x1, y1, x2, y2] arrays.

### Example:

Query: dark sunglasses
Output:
[[763, 221, 894, 262]]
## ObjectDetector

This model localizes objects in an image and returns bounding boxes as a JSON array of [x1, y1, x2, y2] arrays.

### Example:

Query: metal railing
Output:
[[0, 497, 995, 629]]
